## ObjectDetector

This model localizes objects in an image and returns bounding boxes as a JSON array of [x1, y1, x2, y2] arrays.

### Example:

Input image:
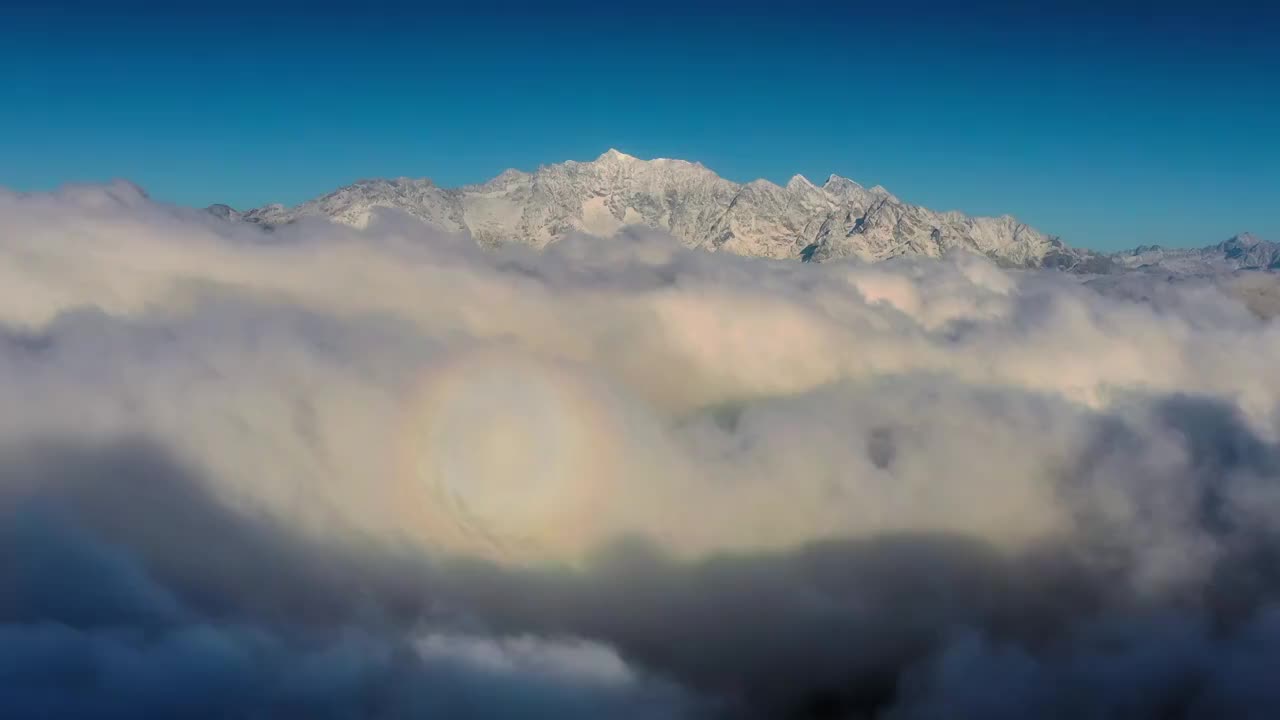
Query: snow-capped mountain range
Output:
[[1113, 233, 1280, 274], [212, 150, 1092, 268], [211, 150, 1269, 274]]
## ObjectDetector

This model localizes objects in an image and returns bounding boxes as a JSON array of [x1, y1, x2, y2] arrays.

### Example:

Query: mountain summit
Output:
[[224, 151, 1101, 269]]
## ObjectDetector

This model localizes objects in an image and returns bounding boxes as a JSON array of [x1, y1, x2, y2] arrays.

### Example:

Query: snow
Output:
[[227, 151, 1105, 269]]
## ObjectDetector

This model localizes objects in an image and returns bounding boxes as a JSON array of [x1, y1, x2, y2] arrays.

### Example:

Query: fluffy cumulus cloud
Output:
[[2, 183, 1280, 718]]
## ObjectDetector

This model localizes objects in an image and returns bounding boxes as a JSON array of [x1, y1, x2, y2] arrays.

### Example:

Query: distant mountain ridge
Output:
[[210, 150, 1268, 274], [213, 150, 1104, 269], [1113, 233, 1280, 275]]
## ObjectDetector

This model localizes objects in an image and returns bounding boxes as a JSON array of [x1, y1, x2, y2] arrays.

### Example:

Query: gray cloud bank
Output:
[[1, 183, 1279, 718]]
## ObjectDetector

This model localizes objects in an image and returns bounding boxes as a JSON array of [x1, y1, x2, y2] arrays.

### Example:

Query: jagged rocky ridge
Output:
[[1113, 233, 1280, 274], [213, 150, 1108, 269], [212, 150, 1270, 274]]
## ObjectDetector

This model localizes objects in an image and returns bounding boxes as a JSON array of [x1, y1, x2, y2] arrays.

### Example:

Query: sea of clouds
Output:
[[2, 181, 1279, 718]]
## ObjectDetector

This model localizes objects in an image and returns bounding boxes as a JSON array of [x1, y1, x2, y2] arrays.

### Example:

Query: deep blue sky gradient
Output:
[[2, 0, 1277, 250]]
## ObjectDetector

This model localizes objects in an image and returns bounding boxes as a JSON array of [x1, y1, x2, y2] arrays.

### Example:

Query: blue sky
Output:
[[2, 0, 1276, 250]]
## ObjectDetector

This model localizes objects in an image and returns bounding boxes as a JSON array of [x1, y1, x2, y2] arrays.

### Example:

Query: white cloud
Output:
[[1, 184, 1279, 717]]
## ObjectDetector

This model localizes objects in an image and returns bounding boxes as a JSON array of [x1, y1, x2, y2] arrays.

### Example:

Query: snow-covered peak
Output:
[[787, 174, 816, 191], [595, 148, 637, 163], [821, 174, 867, 196], [1225, 232, 1262, 248]]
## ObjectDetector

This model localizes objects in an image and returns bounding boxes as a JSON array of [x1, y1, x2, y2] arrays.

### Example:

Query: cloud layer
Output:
[[1, 184, 1279, 717]]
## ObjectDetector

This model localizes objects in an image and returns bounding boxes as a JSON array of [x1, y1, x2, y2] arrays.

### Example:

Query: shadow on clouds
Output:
[[2, 396, 1279, 718]]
